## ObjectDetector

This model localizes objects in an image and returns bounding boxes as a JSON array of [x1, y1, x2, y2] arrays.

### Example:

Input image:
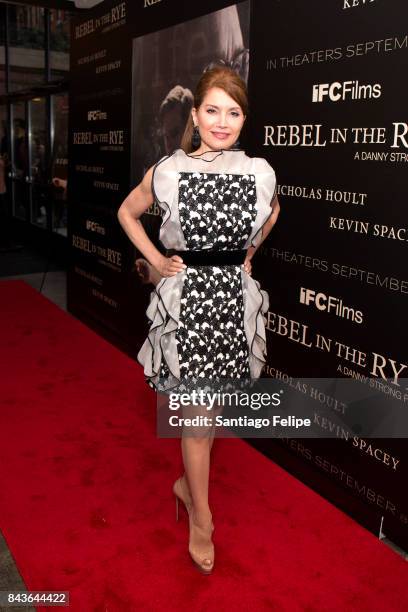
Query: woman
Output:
[[117, 66, 280, 574]]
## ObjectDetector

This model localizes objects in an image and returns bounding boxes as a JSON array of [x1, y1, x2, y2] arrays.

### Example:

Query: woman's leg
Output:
[[181, 404, 214, 571], [180, 401, 222, 517], [181, 404, 213, 525]]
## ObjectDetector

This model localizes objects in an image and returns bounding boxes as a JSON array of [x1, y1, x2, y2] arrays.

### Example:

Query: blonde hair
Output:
[[180, 66, 248, 154]]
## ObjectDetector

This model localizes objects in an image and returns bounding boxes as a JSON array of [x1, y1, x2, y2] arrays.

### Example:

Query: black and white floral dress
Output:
[[137, 148, 277, 393]]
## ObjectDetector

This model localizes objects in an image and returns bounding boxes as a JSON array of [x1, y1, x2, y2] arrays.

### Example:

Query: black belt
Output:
[[165, 248, 247, 266]]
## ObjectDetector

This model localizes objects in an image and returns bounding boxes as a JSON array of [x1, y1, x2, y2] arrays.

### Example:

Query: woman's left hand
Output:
[[243, 256, 252, 276]]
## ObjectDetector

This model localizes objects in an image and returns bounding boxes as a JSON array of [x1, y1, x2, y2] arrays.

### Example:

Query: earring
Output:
[[191, 125, 201, 148]]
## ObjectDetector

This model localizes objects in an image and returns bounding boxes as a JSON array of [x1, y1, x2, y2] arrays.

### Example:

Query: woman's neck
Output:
[[192, 146, 227, 155]]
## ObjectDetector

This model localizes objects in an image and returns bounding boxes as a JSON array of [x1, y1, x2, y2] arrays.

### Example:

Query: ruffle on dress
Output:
[[137, 273, 182, 392], [136, 268, 270, 393]]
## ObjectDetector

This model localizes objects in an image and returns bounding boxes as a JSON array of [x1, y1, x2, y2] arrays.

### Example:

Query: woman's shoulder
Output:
[[151, 150, 186, 202], [151, 149, 187, 177], [242, 152, 276, 174], [241, 153, 277, 200], [154, 148, 187, 165]]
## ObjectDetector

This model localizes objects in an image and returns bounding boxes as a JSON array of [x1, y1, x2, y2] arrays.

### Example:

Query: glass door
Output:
[[10, 100, 30, 221], [29, 96, 48, 228], [51, 92, 68, 236]]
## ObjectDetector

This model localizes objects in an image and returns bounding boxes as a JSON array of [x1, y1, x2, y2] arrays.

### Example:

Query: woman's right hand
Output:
[[157, 254, 187, 277]]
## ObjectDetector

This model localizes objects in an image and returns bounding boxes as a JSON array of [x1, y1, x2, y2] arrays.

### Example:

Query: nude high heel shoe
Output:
[[173, 475, 214, 532], [173, 475, 193, 520], [173, 476, 215, 573], [188, 511, 214, 575]]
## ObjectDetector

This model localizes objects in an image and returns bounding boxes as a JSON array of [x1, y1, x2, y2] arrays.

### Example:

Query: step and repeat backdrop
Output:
[[68, 0, 408, 549], [246, 0, 408, 550]]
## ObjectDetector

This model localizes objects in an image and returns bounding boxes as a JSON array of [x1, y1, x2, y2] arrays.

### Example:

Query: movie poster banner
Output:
[[248, 0, 408, 548]]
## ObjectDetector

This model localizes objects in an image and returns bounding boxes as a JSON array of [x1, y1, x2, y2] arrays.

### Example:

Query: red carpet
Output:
[[0, 279, 406, 611]]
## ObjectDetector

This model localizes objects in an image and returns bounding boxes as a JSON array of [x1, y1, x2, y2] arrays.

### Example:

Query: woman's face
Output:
[[191, 86, 245, 152]]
